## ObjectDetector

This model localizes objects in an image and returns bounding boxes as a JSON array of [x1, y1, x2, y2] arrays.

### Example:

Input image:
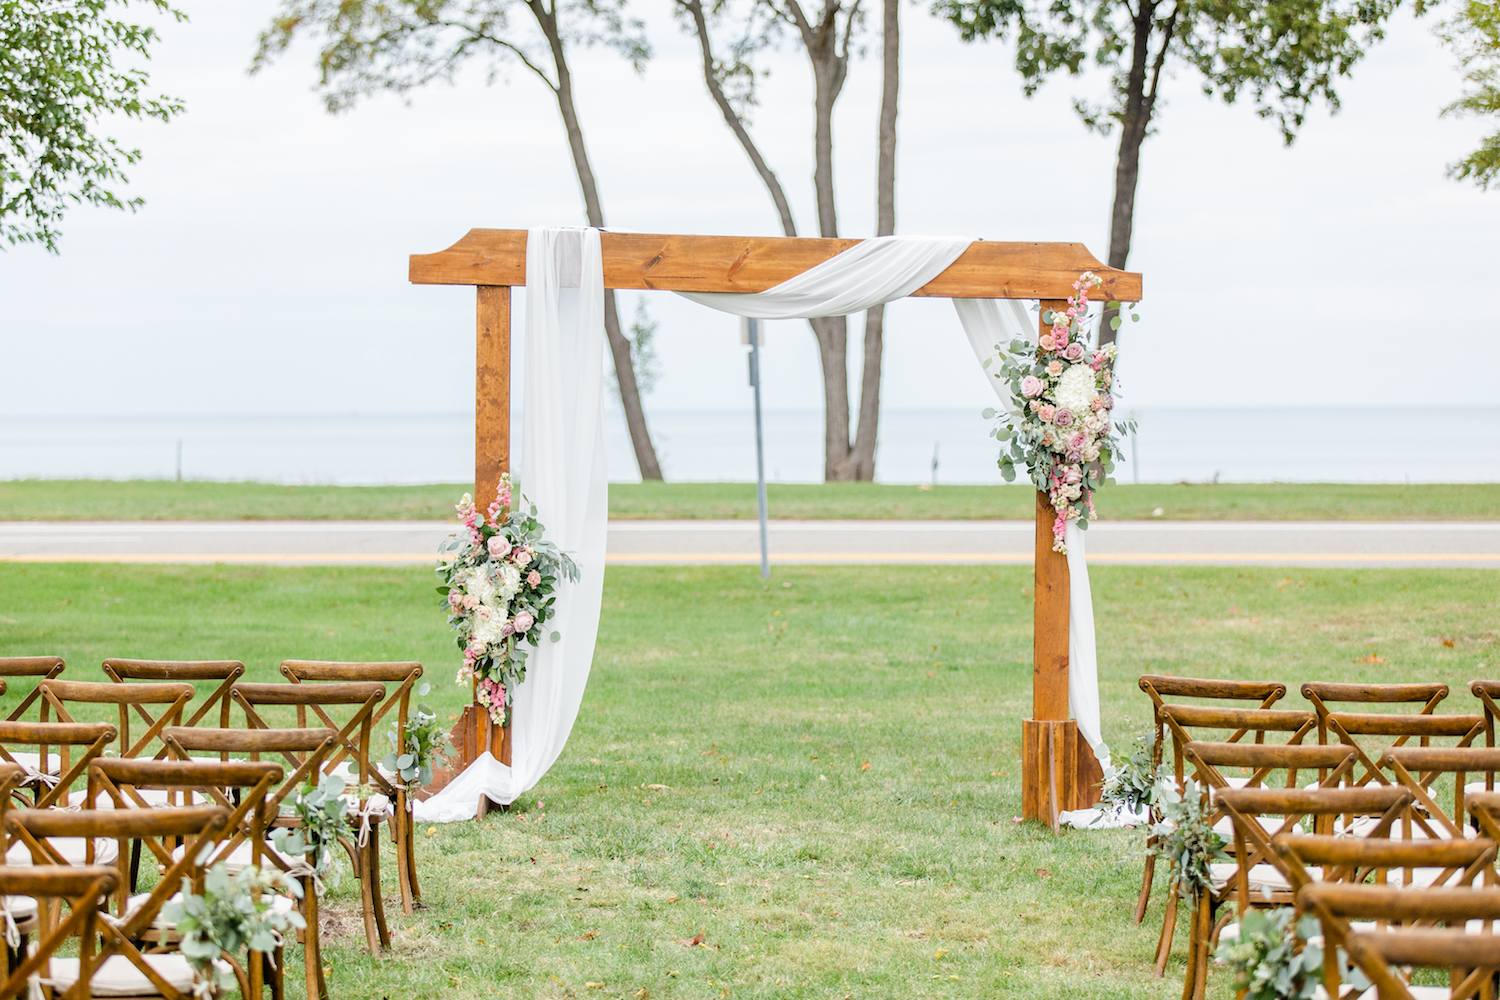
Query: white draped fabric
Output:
[[414, 228, 610, 822], [687, 237, 1108, 767]]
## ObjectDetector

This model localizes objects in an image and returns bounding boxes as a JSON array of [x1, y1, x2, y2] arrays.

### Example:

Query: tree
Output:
[[937, 0, 1398, 344], [679, 0, 898, 481], [1437, 0, 1500, 189], [1, 0, 184, 252], [253, 0, 666, 479]]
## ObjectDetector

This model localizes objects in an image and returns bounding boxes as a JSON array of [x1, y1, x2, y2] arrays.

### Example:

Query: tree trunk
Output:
[[1101, 1, 1175, 348], [849, 0, 899, 481], [531, 0, 663, 479]]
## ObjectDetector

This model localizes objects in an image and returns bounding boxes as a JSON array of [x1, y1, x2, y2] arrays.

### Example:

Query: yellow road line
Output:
[[0, 552, 1495, 565]]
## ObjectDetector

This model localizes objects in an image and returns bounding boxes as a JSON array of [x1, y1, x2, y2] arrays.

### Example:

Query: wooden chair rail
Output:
[[103, 658, 244, 681], [90, 757, 284, 788], [1355, 928, 1500, 967], [42, 679, 195, 704], [1382, 746, 1500, 770], [0, 719, 116, 744], [0, 864, 115, 896], [1274, 833, 1497, 869], [6, 804, 230, 839], [283, 660, 423, 683], [1328, 712, 1483, 738], [0, 656, 66, 677], [1160, 705, 1314, 731], [233, 681, 387, 706], [162, 725, 336, 753], [1184, 741, 1352, 769], [1300, 883, 1500, 921], [1303, 681, 1449, 704], [1215, 785, 1413, 815], [1139, 676, 1285, 701]]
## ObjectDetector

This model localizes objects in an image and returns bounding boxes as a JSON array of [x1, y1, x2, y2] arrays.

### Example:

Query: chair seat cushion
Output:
[[68, 788, 208, 809], [6, 837, 119, 866], [172, 839, 314, 878], [1210, 862, 1293, 893], [120, 889, 298, 930], [43, 954, 199, 997]]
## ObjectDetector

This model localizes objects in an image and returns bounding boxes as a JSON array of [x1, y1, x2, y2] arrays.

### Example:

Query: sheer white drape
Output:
[[691, 240, 1108, 767], [414, 228, 610, 822]]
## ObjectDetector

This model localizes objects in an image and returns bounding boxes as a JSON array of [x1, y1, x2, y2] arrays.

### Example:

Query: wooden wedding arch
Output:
[[409, 229, 1143, 826]]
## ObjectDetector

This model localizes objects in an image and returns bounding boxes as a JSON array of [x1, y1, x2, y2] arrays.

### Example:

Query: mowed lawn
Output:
[[0, 563, 1496, 999]]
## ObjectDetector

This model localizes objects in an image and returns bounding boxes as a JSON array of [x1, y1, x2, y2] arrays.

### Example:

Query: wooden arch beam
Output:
[[408, 229, 1143, 302]]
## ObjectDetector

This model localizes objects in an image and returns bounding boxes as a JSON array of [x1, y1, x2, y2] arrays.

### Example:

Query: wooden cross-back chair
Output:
[[1133, 677, 1287, 922], [1299, 881, 1500, 1000], [1381, 747, 1500, 843], [1326, 711, 1486, 792], [280, 659, 426, 913], [0, 865, 118, 1000], [103, 658, 247, 734], [1465, 792, 1500, 850], [1138, 704, 1317, 927], [1157, 749, 1368, 1000], [226, 682, 392, 958], [6, 806, 252, 1000], [0, 657, 65, 722], [40, 679, 193, 762], [1304, 681, 1462, 777], [0, 719, 115, 813]]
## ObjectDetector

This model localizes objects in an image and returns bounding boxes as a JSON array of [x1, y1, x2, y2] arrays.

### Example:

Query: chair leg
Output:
[[1155, 888, 1179, 977], [1135, 852, 1157, 925], [357, 840, 380, 953], [302, 877, 327, 1000], [369, 826, 390, 949], [405, 808, 422, 908], [392, 810, 415, 916]]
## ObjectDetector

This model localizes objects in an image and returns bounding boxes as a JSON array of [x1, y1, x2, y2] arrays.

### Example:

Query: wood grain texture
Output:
[[410, 230, 1144, 301], [1032, 492, 1069, 721], [1022, 718, 1077, 823], [476, 286, 512, 506]]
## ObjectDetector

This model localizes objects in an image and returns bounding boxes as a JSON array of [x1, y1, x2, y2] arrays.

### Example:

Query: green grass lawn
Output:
[[0, 563, 1496, 998], [2, 478, 1498, 521]]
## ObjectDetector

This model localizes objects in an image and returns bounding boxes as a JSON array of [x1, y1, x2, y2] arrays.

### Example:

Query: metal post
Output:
[[749, 319, 770, 579], [1129, 411, 1140, 485]]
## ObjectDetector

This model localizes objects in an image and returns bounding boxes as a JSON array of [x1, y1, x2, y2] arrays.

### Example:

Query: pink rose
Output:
[[1038, 334, 1055, 351], [1063, 343, 1085, 362], [1020, 375, 1044, 398], [1064, 465, 1082, 485], [447, 591, 463, 609], [466, 638, 487, 656], [462, 593, 480, 611], [1091, 397, 1104, 412], [514, 548, 533, 568], [487, 534, 512, 559], [1046, 360, 1064, 377], [1053, 408, 1074, 428], [527, 570, 541, 587], [500, 620, 515, 637], [1068, 431, 1087, 452], [513, 611, 535, 633], [1091, 350, 1108, 367], [1037, 404, 1056, 422]]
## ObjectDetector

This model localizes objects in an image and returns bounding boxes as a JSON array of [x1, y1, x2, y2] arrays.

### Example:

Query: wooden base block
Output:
[[1021, 719, 1105, 826]]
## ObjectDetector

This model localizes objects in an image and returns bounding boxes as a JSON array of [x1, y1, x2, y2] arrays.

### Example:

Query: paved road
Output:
[[1, 520, 1497, 568]]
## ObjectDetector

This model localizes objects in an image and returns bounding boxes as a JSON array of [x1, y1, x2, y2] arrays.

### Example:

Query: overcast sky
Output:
[[2, 0, 1497, 419]]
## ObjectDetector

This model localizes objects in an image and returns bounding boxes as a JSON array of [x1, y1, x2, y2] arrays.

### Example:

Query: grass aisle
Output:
[[0, 564, 1495, 998], [3, 479, 1498, 521]]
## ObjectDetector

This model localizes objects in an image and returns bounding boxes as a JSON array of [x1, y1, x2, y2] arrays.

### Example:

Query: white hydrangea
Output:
[[471, 605, 510, 644], [1053, 364, 1097, 416], [495, 563, 522, 604], [462, 567, 496, 607]]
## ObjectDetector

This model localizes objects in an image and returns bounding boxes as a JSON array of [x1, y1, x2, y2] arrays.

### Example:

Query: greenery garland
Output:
[[383, 683, 453, 799], [270, 774, 349, 888], [1149, 776, 1229, 903], [161, 863, 305, 999]]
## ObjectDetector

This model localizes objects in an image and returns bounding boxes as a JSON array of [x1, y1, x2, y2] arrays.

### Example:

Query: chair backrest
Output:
[[1326, 710, 1485, 789], [1183, 740, 1354, 794], [1275, 833, 1497, 896], [1139, 675, 1285, 769], [1380, 746, 1500, 839], [1158, 705, 1316, 783], [231, 681, 384, 787], [0, 719, 116, 808], [1215, 785, 1414, 906], [87, 758, 284, 919], [281, 661, 422, 798], [1303, 681, 1449, 747], [1298, 881, 1500, 1000], [0, 865, 118, 1000], [0, 656, 65, 721], [40, 679, 194, 759], [103, 658, 246, 729]]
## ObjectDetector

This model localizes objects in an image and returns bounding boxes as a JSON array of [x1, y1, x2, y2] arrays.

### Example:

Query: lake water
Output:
[[1, 408, 1497, 485]]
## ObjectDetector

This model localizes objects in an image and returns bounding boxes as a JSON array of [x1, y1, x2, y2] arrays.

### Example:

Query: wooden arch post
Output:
[[410, 230, 1139, 826]]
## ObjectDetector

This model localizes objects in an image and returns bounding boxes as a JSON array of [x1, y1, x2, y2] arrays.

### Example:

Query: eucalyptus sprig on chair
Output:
[[162, 863, 306, 999], [270, 774, 349, 889], [1214, 907, 1324, 1000], [1150, 776, 1229, 903], [383, 684, 453, 799], [1100, 730, 1164, 815]]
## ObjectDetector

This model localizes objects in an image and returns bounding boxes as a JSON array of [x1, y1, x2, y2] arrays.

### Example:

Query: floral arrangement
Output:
[[986, 273, 1137, 553], [383, 683, 453, 800], [1149, 775, 1229, 904], [270, 774, 349, 889], [161, 863, 305, 999], [438, 474, 579, 727], [1214, 908, 1328, 1000], [1100, 730, 1165, 816]]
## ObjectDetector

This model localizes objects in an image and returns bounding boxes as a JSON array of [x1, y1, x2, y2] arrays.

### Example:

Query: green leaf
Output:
[[1109, 316, 1122, 330], [1131, 313, 1140, 322]]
